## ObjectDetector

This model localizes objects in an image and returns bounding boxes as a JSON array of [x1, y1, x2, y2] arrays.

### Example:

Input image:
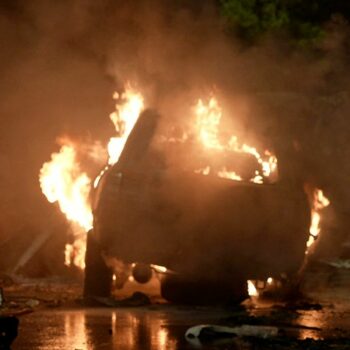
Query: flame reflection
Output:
[[64, 313, 88, 350]]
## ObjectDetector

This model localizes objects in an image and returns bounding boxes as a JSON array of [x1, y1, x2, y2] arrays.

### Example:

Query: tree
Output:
[[220, 0, 350, 45]]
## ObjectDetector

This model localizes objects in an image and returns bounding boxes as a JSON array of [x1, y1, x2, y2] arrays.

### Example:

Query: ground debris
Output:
[[25, 299, 40, 308], [186, 324, 279, 339], [241, 337, 350, 349], [323, 259, 350, 269], [185, 323, 350, 349]]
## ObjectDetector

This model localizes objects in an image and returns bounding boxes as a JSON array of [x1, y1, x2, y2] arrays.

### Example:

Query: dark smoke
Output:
[[0, 0, 349, 271]]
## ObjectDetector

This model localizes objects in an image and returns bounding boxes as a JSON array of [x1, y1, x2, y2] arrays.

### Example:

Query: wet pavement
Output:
[[12, 306, 230, 350], [11, 300, 350, 349], [5, 265, 350, 349]]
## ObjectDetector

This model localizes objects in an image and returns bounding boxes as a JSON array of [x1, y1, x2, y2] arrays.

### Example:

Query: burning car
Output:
[[83, 98, 311, 304]]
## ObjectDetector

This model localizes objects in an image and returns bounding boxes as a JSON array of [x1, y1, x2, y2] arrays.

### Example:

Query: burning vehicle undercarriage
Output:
[[39, 87, 329, 305]]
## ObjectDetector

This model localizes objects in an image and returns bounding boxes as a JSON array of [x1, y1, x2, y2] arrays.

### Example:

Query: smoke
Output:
[[0, 0, 349, 267]]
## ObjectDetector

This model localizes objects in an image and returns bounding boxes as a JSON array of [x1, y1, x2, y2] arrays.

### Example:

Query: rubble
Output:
[[185, 324, 279, 339]]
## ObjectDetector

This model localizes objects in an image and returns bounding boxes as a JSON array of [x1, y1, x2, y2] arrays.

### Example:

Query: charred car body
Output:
[[84, 109, 310, 304]]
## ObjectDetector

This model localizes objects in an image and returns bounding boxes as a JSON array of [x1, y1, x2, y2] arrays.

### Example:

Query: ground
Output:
[[2, 262, 350, 349]]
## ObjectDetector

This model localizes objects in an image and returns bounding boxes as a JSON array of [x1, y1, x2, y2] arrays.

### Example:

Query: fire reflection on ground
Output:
[[64, 313, 88, 350], [297, 310, 327, 340], [13, 301, 350, 350], [15, 309, 185, 350]]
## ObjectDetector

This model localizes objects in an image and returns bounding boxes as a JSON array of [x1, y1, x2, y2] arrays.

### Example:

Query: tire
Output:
[[83, 232, 112, 298], [160, 274, 248, 305], [132, 263, 153, 284]]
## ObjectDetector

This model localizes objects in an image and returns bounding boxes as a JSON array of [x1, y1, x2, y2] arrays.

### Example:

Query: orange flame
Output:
[[194, 97, 278, 183], [40, 87, 144, 269], [217, 168, 242, 181], [94, 86, 144, 189], [108, 87, 144, 165], [41, 91, 278, 270], [306, 188, 330, 253], [247, 280, 259, 297], [39, 143, 93, 232], [39, 142, 93, 268]]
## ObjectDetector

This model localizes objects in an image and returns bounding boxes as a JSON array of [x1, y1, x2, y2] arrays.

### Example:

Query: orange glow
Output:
[[40, 143, 93, 232], [194, 166, 210, 176], [40, 86, 144, 269], [196, 98, 222, 150], [306, 189, 330, 253], [94, 86, 144, 189], [39, 141, 92, 269], [217, 168, 242, 181], [194, 97, 278, 183], [247, 280, 259, 297], [41, 91, 278, 270], [151, 264, 168, 273], [107, 87, 144, 165]]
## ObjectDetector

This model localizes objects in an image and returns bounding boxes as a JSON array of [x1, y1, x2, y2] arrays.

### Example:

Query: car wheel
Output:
[[132, 263, 153, 284], [83, 231, 113, 298], [160, 274, 248, 305]]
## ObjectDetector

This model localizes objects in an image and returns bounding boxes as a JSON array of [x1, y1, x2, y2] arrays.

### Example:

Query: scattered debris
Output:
[[323, 259, 350, 269], [25, 299, 40, 308], [185, 324, 279, 340]]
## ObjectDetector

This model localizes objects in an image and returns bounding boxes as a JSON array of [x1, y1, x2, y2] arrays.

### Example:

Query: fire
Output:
[[107, 87, 144, 165], [40, 86, 144, 269], [196, 98, 222, 150], [306, 188, 330, 252], [94, 86, 144, 188], [247, 280, 259, 297], [40, 91, 276, 270], [39, 142, 93, 232], [194, 97, 278, 183], [217, 168, 242, 181], [151, 264, 168, 273], [39, 141, 93, 268]]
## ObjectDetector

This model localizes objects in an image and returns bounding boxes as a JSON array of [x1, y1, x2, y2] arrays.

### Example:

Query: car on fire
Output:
[[84, 109, 310, 304]]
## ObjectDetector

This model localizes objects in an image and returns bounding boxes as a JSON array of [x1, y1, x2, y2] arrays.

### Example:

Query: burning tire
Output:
[[83, 231, 112, 298], [160, 274, 248, 305]]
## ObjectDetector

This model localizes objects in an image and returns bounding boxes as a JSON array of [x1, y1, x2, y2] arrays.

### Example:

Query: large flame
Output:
[[107, 87, 144, 165], [39, 142, 93, 232], [195, 97, 278, 183], [306, 188, 330, 253], [40, 92, 278, 270], [94, 87, 144, 188], [40, 87, 144, 269], [39, 141, 93, 268]]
